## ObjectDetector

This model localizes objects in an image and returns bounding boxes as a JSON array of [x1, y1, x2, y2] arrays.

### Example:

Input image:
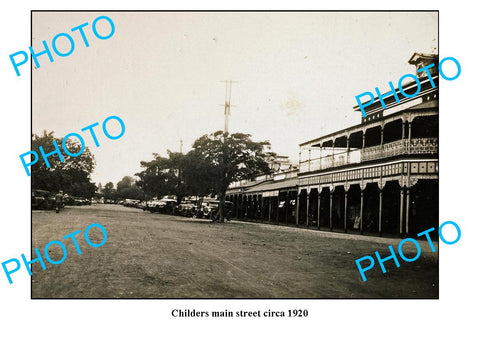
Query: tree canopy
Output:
[[116, 176, 145, 200], [136, 151, 190, 203], [102, 182, 116, 200], [136, 131, 274, 221], [32, 130, 96, 198], [188, 131, 275, 221]]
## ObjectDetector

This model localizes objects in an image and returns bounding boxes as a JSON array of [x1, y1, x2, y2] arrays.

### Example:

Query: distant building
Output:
[[270, 155, 296, 172]]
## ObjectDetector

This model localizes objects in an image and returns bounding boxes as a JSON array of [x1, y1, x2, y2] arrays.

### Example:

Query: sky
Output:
[[32, 11, 438, 186]]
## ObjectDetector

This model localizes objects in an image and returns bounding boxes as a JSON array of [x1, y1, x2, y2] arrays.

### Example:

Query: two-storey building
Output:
[[227, 52, 439, 237]]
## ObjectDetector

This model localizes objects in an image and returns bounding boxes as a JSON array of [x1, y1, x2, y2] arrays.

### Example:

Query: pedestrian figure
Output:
[[55, 190, 63, 213]]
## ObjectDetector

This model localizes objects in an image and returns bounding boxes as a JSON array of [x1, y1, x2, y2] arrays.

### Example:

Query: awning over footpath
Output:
[[243, 178, 298, 197]]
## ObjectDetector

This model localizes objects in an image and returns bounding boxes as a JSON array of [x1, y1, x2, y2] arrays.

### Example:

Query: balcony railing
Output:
[[362, 138, 438, 161], [299, 137, 438, 173]]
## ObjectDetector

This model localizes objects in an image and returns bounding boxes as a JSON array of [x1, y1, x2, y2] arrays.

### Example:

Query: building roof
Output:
[[408, 52, 438, 65], [244, 177, 298, 194], [299, 53, 439, 148], [352, 52, 438, 116]]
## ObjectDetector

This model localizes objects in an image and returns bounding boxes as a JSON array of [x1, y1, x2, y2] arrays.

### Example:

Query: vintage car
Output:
[[146, 199, 162, 213], [79, 197, 92, 205], [73, 197, 89, 206], [123, 199, 140, 208], [157, 198, 178, 214], [199, 200, 233, 220], [31, 190, 55, 210], [178, 203, 198, 217], [146, 198, 178, 214], [136, 201, 148, 210]]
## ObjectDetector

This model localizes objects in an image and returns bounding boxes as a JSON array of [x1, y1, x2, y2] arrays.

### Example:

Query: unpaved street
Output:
[[32, 204, 438, 298]]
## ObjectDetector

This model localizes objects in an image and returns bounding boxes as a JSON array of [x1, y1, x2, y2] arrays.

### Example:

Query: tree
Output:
[[102, 181, 116, 200], [31, 130, 96, 198], [117, 176, 135, 191], [189, 131, 276, 222], [116, 176, 145, 200], [182, 149, 216, 198], [136, 151, 190, 203]]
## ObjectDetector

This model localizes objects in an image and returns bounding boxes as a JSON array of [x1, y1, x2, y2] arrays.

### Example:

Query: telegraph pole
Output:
[[220, 80, 237, 133]]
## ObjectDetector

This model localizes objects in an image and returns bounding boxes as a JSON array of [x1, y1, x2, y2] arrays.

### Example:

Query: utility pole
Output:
[[179, 139, 183, 154], [220, 80, 237, 133]]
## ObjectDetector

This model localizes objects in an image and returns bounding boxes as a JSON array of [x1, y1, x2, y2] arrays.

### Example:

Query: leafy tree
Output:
[[104, 182, 115, 191], [167, 151, 191, 203], [117, 176, 135, 191], [136, 151, 190, 203], [182, 149, 216, 199], [102, 181, 116, 200], [189, 131, 275, 222], [135, 155, 169, 198], [31, 130, 96, 198], [94, 183, 103, 199], [136, 132, 275, 220], [116, 176, 145, 200]]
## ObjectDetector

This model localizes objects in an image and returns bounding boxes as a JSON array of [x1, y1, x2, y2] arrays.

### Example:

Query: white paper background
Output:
[[0, 1, 477, 339]]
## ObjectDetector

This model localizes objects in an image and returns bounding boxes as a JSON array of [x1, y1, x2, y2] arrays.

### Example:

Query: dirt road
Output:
[[31, 204, 438, 298]]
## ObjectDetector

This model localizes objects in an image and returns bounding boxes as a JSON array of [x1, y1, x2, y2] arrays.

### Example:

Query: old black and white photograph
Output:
[[5, 0, 480, 338], [29, 11, 440, 299]]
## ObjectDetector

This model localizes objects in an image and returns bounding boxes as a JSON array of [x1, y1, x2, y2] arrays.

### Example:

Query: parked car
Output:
[[158, 198, 178, 214], [146, 198, 178, 214], [32, 190, 55, 210], [136, 201, 148, 210], [73, 197, 86, 206], [123, 199, 140, 208], [178, 203, 197, 217], [63, 195, 76, 206], [146, 199, 162, 213], [199, 200, 233, 220]]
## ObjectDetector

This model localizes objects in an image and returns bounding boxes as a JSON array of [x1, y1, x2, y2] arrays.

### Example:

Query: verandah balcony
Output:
[[299, 137, 438, 173]]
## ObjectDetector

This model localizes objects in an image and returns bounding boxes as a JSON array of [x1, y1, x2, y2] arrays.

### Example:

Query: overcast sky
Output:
[[32, 11, 438, 186]]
